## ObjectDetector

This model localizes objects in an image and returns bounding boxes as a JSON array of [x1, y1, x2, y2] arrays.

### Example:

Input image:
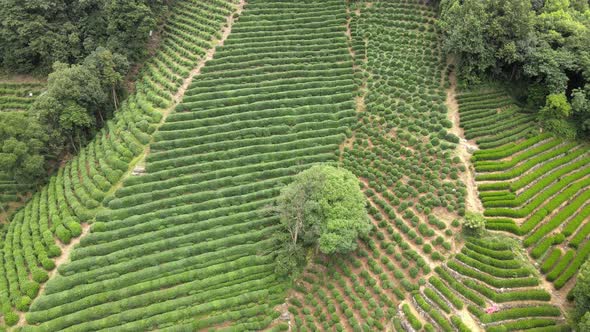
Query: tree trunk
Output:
[[98, 108, 105, 125], [112, 86, 119, 112], [70, 135, 78, 153]]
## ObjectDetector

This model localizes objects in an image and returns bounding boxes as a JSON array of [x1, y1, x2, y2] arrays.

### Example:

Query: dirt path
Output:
[[339, 3, 361, 163], [13, 3, 246, 329], [36, 224, 91, 295], [168, 0, 245, 115], [458, 307, 483, 332], [16, 223, 91, 326], [444, 62, 484, 215], [539, 277, 567, 308]]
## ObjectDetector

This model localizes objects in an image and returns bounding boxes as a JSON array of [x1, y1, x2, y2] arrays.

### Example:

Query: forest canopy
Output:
[[438, 0, 590, 139], [273, 165, 371, 277], [0, 0, 167, 74], [0, 1, 168, 188]]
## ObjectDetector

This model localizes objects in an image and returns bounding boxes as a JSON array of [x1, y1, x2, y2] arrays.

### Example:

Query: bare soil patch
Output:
[[444, 62, 484, 215]]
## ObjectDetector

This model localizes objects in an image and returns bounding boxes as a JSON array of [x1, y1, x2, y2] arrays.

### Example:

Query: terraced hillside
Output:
[[0, 174, 34, 221], [458, 88, 590, 293], [0, 82, 44, 112], [422, 236, 567, 332], [20, 0, 355, 330], [289, 1, 470, 330], [0, 0, 585, 331], [0, 0, 239, 328], [0, 81, 46, 220]]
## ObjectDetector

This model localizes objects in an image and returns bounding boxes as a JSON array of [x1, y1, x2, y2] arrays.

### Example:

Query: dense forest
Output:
[[0, 0, 168, 74], [439, 0, 590, 139], [0, 0, 168, 186]]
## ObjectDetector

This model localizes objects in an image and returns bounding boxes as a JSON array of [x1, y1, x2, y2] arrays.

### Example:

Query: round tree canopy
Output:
[[276, 165, 371, 255]]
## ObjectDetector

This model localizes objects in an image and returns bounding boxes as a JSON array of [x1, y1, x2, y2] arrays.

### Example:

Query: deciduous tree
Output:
[[273, 165, 371, 277]]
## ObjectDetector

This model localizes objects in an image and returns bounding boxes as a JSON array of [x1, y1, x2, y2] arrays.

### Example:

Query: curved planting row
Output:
[[23, 0, 355, 330], [289, 1, 468, 331], [458, 88, 590, 291], [455, 91, 535, 149], [0, 82, 44, 112], [135, 0, 237, 108], [421, 237, 567, 332], [0, 0, 239, 329], [0, 173, 33, 219]]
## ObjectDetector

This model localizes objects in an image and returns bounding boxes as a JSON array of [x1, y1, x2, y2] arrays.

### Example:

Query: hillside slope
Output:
[[0, 1, 584, 331], [458, 86, 590, 296], [21, 0, 354, 330], [289, 2, 570, 331], [0, 80, 46, 221], [0, 0, 240, 328]]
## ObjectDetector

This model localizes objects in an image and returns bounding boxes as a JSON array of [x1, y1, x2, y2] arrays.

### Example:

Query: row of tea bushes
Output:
[[25, 0, 356, 330], [0, 82, 45, 112], [458, 88, 590, 291], [292, 0, 468, 330], [0, 0, 239, 328], [413, 237, 568, 331]]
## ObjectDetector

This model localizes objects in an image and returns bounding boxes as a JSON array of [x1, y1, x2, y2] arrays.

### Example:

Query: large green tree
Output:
[[273, 165, 371, 277], [32, 48, 128, 154], [438, 0, 535, 82]]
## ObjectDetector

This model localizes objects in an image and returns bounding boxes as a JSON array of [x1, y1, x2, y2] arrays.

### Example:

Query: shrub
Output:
[[554, 241, 590, 289], [17, 296, 32, 311], [480, 305, 561, 323], [429, 276, 463, 309], [541, 249, 562, 273], [4, 311, 19, 326], [424, 287, 451, 313], [55, 224, 72, 244], [462, 212, 485, 233], [450, 316, 471, 332], [402, 303, 422, 330], [546, 249, 574, 281]]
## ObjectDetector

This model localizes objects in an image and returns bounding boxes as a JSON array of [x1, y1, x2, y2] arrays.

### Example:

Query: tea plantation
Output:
[[458, 88, 590, 293], [0, 82, 44, 113], [0, 0, 587, 331]]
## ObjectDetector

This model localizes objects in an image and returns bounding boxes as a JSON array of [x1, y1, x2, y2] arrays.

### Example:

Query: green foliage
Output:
[[274, 165, 370, 276], [480, 305, 561, 323], [571, 86, 590, 134], [442, 0, 590, 138], [579, 311, 590, 332], [55, 224, 72, 244], [462, 212, 485, 233], [0, 0, 167, 74], [0, 112, 48, 184], [4, 311, 18, 326], [573, 259, 590, 322], [539, 93, 576, 138], [0, 0, 250, 329], [33, 48, 128, 154], [402, 303, 422, 330], [541, 118, 579, 140], [438, 0, 534, 82], [16, 296, 32, 311], [539, 93, 572, 120]]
